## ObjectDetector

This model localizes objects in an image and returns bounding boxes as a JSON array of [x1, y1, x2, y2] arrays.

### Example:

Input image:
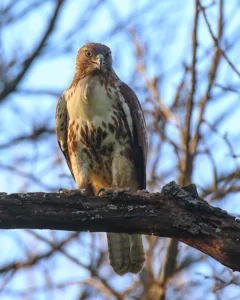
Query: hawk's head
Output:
[[76, 43, 112, 76]]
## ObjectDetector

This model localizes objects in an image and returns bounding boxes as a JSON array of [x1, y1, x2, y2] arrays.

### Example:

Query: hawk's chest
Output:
[[65, 76, 134, 188], [66, 76, 129, 158], [66, 76, 118, 121]]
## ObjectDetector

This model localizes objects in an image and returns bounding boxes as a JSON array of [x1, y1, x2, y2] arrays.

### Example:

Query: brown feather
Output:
[[55, 95, 76, 182], [119, 82, 148, 189]]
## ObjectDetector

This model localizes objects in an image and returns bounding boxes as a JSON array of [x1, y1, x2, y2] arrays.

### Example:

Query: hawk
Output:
[[55, 43, 148, 275]]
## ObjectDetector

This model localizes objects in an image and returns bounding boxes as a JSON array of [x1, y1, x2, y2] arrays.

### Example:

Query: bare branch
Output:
[[192, 0, 224, 154], [0, 0, 65, 102], [199, 1, 240, 78], [180, 0, 199, 186]]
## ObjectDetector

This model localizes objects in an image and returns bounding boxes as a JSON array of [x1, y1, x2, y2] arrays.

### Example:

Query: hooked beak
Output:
[[96, 54, 104, 70]]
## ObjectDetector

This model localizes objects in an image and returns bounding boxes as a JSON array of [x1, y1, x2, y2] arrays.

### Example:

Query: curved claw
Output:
[[97, 187, 106, 196], [59, 188, 70, 194], [80, 188, 87, 196]]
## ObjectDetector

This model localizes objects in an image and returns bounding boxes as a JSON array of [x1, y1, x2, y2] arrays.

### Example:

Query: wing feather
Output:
[[55, 95, 75, 181], [119, 82, 148, 189]]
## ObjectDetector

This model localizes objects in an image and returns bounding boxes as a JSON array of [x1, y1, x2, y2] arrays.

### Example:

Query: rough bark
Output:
[[0, 181, 239, 271]]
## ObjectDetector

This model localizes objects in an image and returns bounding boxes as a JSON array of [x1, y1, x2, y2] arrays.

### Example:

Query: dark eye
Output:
[[106, 52, 111, 58], [85, 51, 92, 58]]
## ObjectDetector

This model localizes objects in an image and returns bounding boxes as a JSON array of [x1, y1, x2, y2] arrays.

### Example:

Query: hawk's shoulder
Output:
[[119, 81, 148, 189]]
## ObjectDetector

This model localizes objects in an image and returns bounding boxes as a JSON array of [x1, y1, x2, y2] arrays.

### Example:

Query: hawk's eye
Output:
[[85, 51, 92, 58], [105, 52, 111, 58]]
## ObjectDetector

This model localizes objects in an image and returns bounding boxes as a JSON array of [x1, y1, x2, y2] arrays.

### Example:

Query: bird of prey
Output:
[[55, 43, 148, 275]]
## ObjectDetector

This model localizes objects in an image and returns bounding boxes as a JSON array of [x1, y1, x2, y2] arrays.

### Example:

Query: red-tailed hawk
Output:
[[55, 43, 148, 275]]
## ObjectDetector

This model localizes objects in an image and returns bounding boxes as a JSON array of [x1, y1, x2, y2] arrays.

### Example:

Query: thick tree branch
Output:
[[0, 181, 240, 271]]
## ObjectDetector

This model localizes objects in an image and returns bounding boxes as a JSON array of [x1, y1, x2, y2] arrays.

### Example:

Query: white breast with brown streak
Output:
[[64, 75, 136, 192]]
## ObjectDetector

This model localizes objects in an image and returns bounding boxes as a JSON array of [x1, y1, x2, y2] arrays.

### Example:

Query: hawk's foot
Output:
[[97, 187, 132, 199], [59, 188, 87, 196], [136, 189, 149, 195], [59, 188, 71, 193]]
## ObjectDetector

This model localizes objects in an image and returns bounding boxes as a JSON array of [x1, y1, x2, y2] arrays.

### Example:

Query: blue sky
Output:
[[1, 0, 240, 299]]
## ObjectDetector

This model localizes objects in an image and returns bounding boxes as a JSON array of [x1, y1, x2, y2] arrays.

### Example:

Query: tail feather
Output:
[[107, 233, 145, 275], [129, 234, 145, 273]]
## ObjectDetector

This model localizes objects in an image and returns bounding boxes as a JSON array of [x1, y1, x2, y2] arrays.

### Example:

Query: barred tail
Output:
[[107, 233, 145, 275]]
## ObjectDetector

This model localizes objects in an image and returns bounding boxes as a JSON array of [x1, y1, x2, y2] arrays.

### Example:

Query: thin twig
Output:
[[199, 1, 240, 77]]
